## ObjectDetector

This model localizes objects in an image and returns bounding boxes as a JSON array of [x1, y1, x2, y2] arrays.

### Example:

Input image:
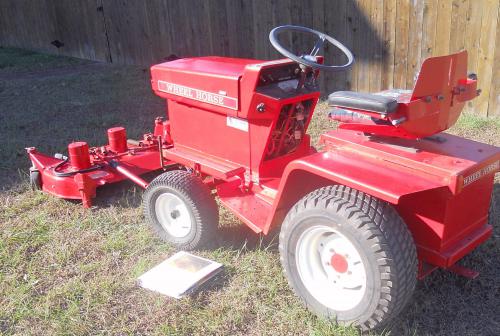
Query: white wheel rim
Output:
[[155, 193, 193, 238], [296, 225, 367, 311]]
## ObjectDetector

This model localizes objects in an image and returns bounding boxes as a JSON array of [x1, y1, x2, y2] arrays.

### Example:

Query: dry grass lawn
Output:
[[0, 47, 499, 335]]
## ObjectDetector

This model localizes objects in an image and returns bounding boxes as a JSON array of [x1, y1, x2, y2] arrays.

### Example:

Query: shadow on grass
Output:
[[215, 224, 279, 252], [0, 48, 163, 192], [90, 171, 164, 209], [87, 173, 281, 254]]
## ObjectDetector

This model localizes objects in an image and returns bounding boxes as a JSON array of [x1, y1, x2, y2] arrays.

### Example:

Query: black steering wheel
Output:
[[269, 25, 354, 72]]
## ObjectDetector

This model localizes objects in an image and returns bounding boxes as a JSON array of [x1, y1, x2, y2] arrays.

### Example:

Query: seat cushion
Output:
[[328, 91, 398, 114]]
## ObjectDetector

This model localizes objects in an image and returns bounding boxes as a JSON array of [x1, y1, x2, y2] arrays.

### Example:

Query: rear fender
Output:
[[264, 151, 444, 234]]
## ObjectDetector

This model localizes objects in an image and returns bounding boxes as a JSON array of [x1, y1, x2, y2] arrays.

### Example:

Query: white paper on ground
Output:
[[137, 251, 223, 299]]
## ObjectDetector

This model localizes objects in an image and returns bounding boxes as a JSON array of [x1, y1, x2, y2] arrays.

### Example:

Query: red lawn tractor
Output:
[[27, 26, 499, 330]]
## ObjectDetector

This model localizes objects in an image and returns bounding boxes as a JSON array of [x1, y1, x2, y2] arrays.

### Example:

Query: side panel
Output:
[[168, 100, 250, 167], [396, 174, 494, 267]]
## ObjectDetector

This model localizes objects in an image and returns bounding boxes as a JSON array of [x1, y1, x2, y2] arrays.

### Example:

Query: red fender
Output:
[[263, 150, 446, 234]]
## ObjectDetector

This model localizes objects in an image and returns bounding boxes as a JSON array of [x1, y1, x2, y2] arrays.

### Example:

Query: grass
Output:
[[0, 47, 89, 72], [0, 47, 499, 335]]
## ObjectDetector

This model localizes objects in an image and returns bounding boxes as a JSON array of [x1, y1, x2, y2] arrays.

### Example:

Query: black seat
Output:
[[328, 91, 398, 114]]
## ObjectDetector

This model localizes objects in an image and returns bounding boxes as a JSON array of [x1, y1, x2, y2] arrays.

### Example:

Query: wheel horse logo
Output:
[[157, 81, 238, 110], [462, 160, 499, 187]]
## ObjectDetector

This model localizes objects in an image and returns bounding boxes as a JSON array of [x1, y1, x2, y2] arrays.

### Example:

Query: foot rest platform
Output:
[[163, 146, 245, 180]]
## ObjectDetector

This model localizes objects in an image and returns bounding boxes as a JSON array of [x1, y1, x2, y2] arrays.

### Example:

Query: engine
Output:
[[265, 100, 312, 160]]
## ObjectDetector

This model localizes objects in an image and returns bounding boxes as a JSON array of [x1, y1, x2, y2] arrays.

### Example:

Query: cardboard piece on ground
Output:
[[137, 251, 223, 299]]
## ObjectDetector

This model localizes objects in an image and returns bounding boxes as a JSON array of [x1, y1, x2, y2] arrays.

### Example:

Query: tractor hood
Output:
[[150, 56, 262, 115]]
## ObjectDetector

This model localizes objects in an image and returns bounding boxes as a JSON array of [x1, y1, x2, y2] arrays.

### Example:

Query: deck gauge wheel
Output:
[[279, 185, 417, 330], [29, 168, 42, 191], [143, 170, 219, 250]]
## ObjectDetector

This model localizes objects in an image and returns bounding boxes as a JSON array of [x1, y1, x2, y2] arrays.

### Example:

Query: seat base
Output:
[[328, 91, 398, 114]]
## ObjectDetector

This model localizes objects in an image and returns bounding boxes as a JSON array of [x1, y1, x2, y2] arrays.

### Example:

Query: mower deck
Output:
[[27, 128, 165, 208]]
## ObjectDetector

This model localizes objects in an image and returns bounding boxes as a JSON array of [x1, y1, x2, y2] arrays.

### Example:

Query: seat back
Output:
[[404, 50, 469, 136]]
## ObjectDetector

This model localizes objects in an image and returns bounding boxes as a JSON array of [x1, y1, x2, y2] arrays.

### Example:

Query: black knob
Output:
[[467, 73, 477, 80], [257, 103, 266, 113]]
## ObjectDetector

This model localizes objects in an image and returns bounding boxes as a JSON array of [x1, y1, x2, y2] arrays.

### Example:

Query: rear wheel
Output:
[[279, 185, 417, 330], [143, 170, 218, 250]]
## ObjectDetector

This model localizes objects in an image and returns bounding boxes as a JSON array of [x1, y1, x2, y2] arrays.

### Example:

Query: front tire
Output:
[[279, 185, 417, 330], [143, 170, 218, 250]]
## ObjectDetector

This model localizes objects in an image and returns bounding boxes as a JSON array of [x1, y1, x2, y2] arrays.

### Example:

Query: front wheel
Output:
[[279, 185, 417, 330], [143, 170, 219, 250]]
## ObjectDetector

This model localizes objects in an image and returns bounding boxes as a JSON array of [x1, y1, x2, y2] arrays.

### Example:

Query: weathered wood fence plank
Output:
[[1, 0, 499, 117], [476, 0, 499, 116], [489, 5, 500, 117]]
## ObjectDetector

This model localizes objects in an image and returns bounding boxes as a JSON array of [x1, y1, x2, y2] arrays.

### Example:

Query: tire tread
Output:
[[143, 170, 218, 250], [279, 185, 417, 330]]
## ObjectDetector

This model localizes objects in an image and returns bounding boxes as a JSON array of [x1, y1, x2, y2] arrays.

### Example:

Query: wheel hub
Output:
[[170, 209, 180, 219], [155, 193, 193, 238], [296, 226, 367, 311], [330, 253, 348, 273]]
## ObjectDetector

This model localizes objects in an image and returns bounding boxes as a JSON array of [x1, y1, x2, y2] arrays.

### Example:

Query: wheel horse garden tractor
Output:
[[26, 26, 499, 330]]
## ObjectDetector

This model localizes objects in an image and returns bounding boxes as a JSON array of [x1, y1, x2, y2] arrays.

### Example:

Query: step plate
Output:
[[217, 181, 271, 233]]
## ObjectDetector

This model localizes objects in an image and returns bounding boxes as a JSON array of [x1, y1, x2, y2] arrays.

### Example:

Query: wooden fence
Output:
[[1, 0, 499, 116]]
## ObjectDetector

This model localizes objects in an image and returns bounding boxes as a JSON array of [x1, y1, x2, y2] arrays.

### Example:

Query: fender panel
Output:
[[263, 150, 446, 234]]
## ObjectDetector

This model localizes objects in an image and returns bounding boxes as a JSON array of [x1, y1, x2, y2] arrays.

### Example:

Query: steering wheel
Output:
[[269, 25, 354, 72]]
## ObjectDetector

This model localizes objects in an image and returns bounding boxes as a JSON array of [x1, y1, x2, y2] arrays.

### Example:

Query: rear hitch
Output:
[[418, 261, 480, 280], [447, 264, 479, 280]]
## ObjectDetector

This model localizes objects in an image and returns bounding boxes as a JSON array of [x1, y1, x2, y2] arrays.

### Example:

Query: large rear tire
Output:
[[279, 185, 417, 330], [143, 170, 218, 250]]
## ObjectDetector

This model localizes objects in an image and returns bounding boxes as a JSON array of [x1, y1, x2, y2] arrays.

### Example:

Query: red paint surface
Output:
[[107, 127, 127, 153], [68, 142, 91, 170]]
